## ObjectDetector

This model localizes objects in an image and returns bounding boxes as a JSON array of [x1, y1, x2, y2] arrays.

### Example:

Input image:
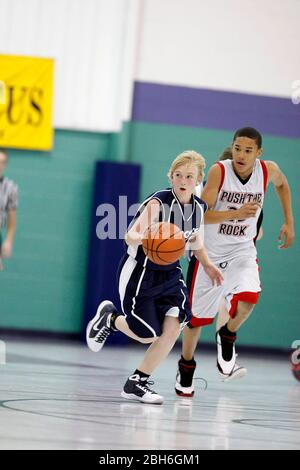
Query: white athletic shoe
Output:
[[174, 358, 196, 397], [175, 376, 195, 397], [121, 374, 164, 405], [216, 329, 247, 381], [216, 331, 236, 375], [86, 300, 117, 352], [218, 362, 247, 382]]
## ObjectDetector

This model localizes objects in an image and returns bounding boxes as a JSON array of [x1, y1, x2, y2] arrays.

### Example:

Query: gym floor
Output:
[[0, 336, 299, 450]]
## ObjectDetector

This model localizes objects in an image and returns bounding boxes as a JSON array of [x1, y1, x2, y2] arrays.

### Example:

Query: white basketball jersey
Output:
[[204, 159, 267, 262]]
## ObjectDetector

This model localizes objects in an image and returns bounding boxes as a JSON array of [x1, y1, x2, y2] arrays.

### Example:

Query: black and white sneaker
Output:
[[175, 357, 196, 397], [121, 374, 163, 405], [216, 328, 247, 381], [218, 362, 247, 382], [86, 300, 118, 352]]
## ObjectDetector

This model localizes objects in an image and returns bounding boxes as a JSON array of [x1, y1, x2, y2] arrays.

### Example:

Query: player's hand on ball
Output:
[[203, 262, 224, 286]]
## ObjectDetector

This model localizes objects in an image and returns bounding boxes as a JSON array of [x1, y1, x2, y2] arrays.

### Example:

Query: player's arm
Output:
[[190, 231, 223, 286], [201, 164, 220, 213], [1, 209, 17, 258], [125, 200, 160, 247], [2, 184, 18, 258], [265, 160, 295, 249], [203, 164, 260, 223]]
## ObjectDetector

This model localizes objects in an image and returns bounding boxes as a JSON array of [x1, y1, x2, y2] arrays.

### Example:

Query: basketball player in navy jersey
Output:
[[175, 128, 294, 396], [86, 151, 223, 404]]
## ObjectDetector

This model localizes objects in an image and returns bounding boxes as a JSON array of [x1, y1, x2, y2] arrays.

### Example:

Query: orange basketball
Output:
[[142, 222, 186, 266]]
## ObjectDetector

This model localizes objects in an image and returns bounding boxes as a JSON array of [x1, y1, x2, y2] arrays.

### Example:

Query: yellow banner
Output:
[[0, 55, 54, 151]]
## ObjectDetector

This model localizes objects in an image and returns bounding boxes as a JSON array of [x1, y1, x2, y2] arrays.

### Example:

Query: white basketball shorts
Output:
[[188, 255, 261, 327]]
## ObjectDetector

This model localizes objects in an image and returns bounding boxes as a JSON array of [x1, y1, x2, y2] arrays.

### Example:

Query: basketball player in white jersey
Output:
[[195, 147, 264, 348], [175, 127, 295, 396]]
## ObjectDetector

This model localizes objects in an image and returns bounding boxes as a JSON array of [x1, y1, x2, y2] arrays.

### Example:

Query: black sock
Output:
[[219, 324, 236, 362], [178, 356, 196, 387], [110, 312, 122, 330], [134, 369, 150, 380], [220, 324, 236, 339], [180, 355, 196, 366]]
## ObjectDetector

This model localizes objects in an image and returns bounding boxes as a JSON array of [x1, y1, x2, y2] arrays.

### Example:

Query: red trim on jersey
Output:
[[189, 316, 214, 327], [229, 291, 260, 318], [216, 161, 225, 193], [260, 160, 268, 193], [189, 259, 200, 309], [256, 257, 261, 272]]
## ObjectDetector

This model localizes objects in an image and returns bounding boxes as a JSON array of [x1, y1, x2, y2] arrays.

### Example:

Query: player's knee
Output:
[[163, 322, 181, 340]]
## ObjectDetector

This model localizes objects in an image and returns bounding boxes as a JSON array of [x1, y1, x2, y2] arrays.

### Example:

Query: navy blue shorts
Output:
[[117, 254, 192, 338]]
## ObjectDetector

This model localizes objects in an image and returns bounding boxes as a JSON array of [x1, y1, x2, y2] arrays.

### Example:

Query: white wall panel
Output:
[[136, 0, 300, 98], [2, 0, 297, 130], [0, 0, 140, 131]]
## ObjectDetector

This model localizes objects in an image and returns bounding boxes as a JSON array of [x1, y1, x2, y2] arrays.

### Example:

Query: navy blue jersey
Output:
[[126, 188, 207, 271]]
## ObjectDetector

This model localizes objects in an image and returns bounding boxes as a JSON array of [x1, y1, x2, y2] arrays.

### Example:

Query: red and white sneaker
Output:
[[218, 361, 247, 382], [216, 329, 247, 381]]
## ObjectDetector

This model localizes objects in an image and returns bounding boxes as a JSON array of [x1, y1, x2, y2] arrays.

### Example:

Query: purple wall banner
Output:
[[132, 81, 300, 139]]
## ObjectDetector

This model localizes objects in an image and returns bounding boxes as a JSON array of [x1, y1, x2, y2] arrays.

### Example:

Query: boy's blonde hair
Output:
[[167, 150, 206, 180]]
